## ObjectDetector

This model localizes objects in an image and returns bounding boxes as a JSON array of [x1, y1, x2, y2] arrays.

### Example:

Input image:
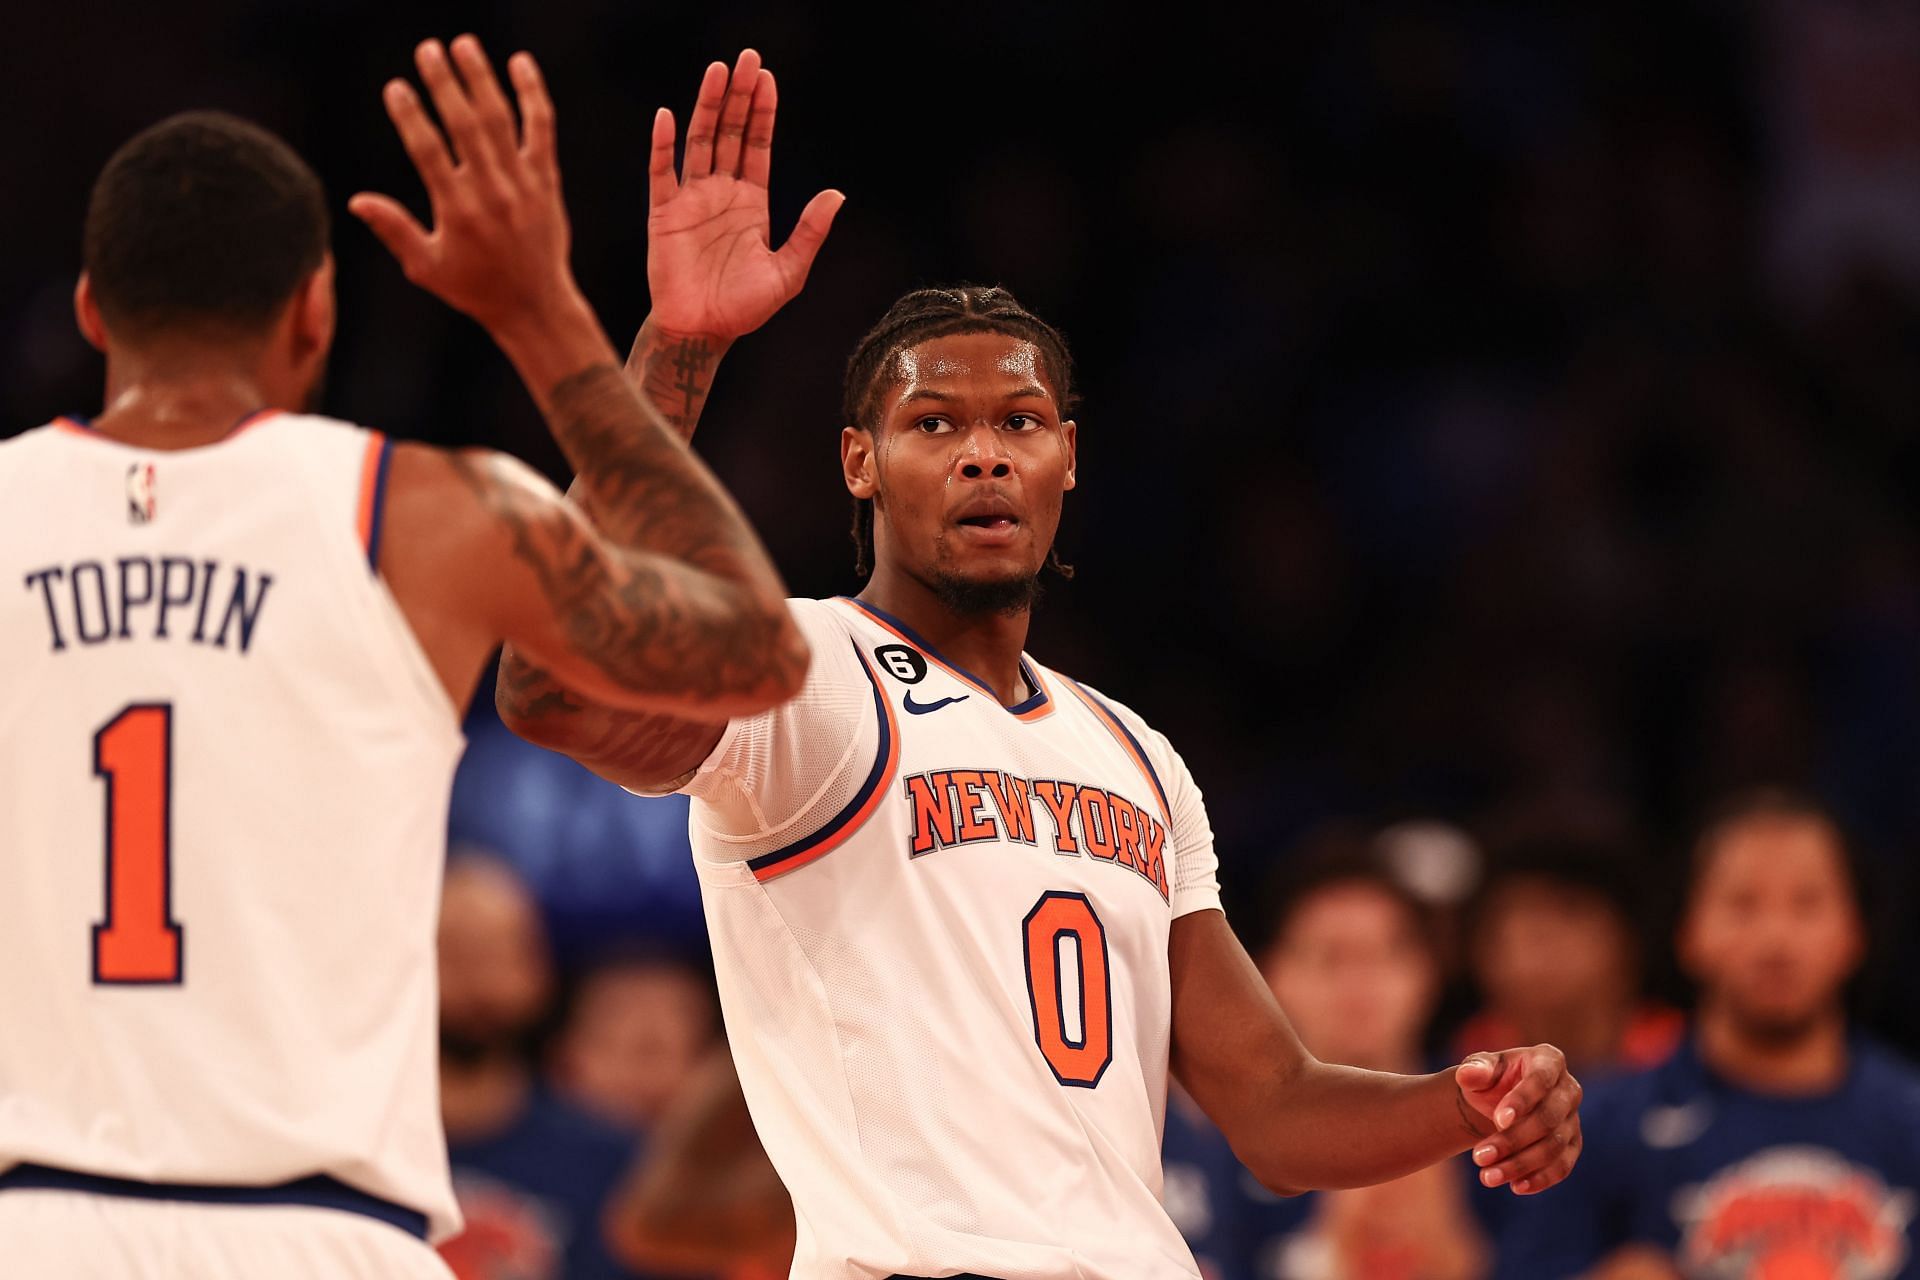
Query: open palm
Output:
[[648, 49, 844, 339]]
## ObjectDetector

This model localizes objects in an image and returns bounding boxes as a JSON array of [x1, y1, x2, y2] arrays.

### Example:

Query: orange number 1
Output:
[[92, 703, 183, 984]]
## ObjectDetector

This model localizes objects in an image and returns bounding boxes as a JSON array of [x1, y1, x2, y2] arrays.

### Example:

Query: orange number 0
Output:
[[92, 704, 183, 984], [1022, 891, 1112, 1087]]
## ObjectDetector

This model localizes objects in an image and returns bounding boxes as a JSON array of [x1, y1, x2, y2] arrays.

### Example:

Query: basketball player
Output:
[[501, 51, 1585, 1280], [0, 38, 810, 1279]]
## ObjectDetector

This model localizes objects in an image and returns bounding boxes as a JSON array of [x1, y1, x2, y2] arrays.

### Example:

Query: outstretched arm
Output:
[[1170, 908, 1583, 1196], [349, 37, 805, 716], [494, 49, 843, 785]]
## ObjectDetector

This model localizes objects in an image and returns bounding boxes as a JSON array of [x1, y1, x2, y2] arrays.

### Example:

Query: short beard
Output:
[[926, 569, 1043, 617]]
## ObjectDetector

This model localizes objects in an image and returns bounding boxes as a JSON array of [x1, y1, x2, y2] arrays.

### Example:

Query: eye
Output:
[[1006, 413, 1041, 431], [915, 416, 951, 433]]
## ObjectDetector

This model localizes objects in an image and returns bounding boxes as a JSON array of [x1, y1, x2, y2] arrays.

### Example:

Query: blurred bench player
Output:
[[500, 49, 1588, 1280], [0, 37, 805, 1280], [1495, 791, 1920, 1280]]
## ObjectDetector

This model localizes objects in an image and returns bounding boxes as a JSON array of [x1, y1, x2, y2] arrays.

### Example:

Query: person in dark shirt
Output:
[[436, 853, 658, 1280], [1453, 830, 1683, 1078], [1495, 789, 1920, 1280]]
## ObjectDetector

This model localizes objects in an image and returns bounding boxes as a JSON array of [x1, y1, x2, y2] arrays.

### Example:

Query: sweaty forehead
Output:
[[889, 334, 1050, 397]]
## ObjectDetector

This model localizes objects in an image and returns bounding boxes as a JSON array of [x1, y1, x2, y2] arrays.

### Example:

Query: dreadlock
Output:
[[842, 284, 1079, 580]]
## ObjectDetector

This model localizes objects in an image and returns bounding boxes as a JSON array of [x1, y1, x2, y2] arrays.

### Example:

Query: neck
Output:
[[438, 1053, 533, 1143], [859, 560, 1033, 705], [1696, 999, 1849, 1096], [93, 357, 275, 448]]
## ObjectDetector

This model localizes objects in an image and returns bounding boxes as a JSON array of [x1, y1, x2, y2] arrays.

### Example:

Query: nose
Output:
[[954, 422, 1013, 481]]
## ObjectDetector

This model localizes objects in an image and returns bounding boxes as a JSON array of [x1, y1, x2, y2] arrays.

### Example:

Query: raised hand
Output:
[[1456, 1044, 1584, 1194], [647, 49, 845, 339], [350, 36, 575, 336]]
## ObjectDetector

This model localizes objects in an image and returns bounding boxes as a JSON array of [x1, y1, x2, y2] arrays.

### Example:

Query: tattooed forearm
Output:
[[454, 441, 800, 711], [495, 654, 588, 722], [542, 362, 745, 559], [627, 319, 729, 445], [497, 646, 728, 787], [492, 332, 777, 775]]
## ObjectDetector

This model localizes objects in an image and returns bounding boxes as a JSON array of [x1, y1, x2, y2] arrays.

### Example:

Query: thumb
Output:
[[773, 188, 846, 286], [1456, 1051, 1503, 1092], [348, 193, 431, 280]]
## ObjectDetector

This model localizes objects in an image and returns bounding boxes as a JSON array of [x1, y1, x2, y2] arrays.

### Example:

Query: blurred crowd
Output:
[[439, 711, 1920, 1278]]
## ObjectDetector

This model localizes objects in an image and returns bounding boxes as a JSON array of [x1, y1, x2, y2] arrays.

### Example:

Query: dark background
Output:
[[7, 0, 1919, 1051]]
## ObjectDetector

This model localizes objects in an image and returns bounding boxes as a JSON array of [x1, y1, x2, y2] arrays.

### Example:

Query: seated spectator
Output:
[[436, 852, 651, 1280], [1494, 789, 1920, 1280], [1164, 839, 1489, 1280], [1455, 831, 1683, 1077], [550, 951, 720, 1134], [604, 1049, 797, 1280]]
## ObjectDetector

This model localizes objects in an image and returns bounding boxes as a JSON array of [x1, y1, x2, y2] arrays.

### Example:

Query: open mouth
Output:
[[957, 514, 1020, 531]]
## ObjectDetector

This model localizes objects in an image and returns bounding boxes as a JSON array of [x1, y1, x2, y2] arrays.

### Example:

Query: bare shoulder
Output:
[[383, 442, 597, 580], [376, 442, 574, 711], [386, 440, 562, 524]]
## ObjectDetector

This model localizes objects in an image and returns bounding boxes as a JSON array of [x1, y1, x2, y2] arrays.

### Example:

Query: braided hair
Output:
[[841, 284, 1079, 579]]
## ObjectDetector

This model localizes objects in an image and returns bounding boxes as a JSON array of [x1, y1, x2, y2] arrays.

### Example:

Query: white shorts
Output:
[[0, 1188, 455, 1280]]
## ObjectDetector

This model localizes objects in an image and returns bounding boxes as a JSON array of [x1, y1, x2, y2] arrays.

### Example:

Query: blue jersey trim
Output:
[[746, 641, 893, 877], [365, 436, 395, 572], [1065, 679, 1171, 819], [0, 1162, 429, 1240]]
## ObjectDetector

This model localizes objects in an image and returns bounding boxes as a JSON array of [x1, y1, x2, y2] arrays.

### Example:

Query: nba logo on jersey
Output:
[[126, 462, 156, 524]]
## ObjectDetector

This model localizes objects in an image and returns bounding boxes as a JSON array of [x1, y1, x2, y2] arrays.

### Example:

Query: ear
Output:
[[1061, 418, 1078, 490], [841, 425, 878, 499], [292, 254, 337, 358], [73, 274, 108, 352]]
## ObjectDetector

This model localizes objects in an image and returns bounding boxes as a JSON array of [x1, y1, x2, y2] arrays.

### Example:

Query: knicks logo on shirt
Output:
[[902, 768, 1170, 901], [1672, 1146, 1917, 1279], [126, 462, 156, 524]]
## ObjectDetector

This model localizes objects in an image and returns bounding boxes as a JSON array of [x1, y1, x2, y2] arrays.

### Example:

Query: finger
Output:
[[414, 38, 484, 167], [771, 188, 846, 287], [449, 34, 518, 165], [681, 60, 728, 181], [348, 193, 432, 279], [1470, 1076, 1579, 1165], [648, 108, 678, 208], [741, 67, 776, 188], [1491, 1053, 1563, 1131], [381, 79, 456, 200], [510, 52, 557, 186], [1455, 1051, 1503, 1093], [712, 48, 762, 177], [1481, 1087, 1575, 1171], [1513, 1143, 1583, 1195], [1480, 1120, 1580, 1190]]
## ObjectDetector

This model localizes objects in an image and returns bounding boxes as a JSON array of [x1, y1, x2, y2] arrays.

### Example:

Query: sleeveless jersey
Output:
[[675, 596, 1223, 1279], [0, 413, 465, 1240]]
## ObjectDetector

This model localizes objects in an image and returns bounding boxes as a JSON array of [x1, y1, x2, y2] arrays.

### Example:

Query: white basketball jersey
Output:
[[0, 413, 465, 1241], [676, 596, 1223, 1279]]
